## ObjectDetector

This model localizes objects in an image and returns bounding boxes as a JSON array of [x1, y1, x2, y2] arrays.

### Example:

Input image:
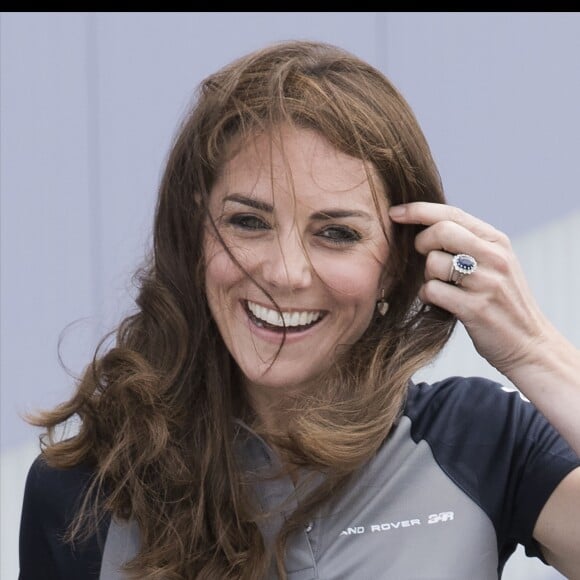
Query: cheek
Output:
[[314, 256, 384, 302], [203, 236, 242, 294]]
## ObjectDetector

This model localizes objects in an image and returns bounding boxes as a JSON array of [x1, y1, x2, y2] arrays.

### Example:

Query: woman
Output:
[[19, 40, 580, 579]]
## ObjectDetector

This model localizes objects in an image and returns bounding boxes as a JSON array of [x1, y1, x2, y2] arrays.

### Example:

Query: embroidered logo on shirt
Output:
[[339, 511, 455, 536]]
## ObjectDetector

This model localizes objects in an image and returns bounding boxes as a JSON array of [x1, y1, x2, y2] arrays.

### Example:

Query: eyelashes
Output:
[[225, 213, 362, 246], [227, 213, 269, 230], [316, 225, 362, 244]]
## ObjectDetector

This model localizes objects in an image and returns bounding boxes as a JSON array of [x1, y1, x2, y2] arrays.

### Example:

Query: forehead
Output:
[[213, 126, 385, 208]]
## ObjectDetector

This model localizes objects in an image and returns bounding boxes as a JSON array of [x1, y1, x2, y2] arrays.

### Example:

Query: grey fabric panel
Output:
[[99, 518, 140, 580], [284, 526, 318, 580], [239, 427, 319, 579], [97, 417, 498, 579], [294, 416, 498, 579]]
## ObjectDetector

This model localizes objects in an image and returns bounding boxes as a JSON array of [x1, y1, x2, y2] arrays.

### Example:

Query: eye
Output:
[[317, 225, 361, 245], [227, 214, 270, 231]]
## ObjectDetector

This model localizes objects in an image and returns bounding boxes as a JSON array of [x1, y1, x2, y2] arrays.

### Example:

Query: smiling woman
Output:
[[204, 126, 391, 409], [18, 40, 580, 580]]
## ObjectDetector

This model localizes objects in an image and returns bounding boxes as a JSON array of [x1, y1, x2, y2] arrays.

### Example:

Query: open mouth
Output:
[[244, 300, 326, 333]]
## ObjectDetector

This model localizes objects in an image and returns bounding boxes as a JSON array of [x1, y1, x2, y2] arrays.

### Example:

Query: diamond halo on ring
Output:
[[449, 253, 478, 286]]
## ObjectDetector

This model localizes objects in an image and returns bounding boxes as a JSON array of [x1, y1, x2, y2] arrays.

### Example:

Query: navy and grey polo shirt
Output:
[[19, 376, 580, 579]]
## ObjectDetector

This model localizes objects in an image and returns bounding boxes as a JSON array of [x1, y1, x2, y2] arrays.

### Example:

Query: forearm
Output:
[[505, 326, 580, 455]]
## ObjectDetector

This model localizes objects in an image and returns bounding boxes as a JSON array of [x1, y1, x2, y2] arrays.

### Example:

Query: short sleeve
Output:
[[406, 377, 580, 568]]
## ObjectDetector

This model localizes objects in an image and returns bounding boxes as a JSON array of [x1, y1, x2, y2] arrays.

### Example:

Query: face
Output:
[[204, 126, 391, 411]]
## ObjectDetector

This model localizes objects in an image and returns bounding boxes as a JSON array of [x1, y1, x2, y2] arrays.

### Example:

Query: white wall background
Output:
[[1, 12, 579, 580]]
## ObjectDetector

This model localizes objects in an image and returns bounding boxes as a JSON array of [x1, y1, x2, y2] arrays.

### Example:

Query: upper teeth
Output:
[[247, 301, 323, 327]]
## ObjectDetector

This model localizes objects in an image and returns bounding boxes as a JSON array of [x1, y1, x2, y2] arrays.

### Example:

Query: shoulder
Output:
[[404, 375, 579, 467], [22, 454, 98, 525], [25, 452, 96, 499], [19, 454, 109, 580], [406, 374, 518, 411], [403, 375, 536, 444], [405, 375, 579, 458]]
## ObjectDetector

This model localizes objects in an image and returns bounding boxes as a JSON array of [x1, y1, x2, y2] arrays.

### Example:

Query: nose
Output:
[[260, 231, 313, 290]]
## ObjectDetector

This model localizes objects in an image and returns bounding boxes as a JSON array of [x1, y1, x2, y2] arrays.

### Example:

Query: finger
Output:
[[424, 249, 479, 290], [419, 279, 476, 321], [389, 202, 505, 244], [425, 250, 456, 283], [414, 220, 486, 257]]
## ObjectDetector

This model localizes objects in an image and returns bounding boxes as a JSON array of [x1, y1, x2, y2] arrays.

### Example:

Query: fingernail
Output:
[[389, 205, 406, 218]]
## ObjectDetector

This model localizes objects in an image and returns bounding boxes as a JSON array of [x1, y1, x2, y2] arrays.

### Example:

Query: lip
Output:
[[241, 299, 327, 344]]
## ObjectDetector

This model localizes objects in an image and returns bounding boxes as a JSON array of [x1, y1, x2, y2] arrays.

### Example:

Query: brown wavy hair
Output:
[[30, 40, 456, 579]]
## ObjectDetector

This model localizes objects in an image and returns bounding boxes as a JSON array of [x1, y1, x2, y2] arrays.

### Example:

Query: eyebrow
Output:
[[310, 209, 372, 221], [223, 194, 372, 220], [223, 194, 273, 212]]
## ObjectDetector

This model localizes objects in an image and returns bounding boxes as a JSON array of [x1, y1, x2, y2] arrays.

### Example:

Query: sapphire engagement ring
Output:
[[449, 253, 478, 286]]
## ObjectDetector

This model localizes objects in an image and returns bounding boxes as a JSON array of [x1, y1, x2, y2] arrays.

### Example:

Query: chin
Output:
[[243, 366, 325, 396]]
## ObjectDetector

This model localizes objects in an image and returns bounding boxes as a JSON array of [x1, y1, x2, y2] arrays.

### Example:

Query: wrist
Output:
[[503, 324, 579, 391]]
